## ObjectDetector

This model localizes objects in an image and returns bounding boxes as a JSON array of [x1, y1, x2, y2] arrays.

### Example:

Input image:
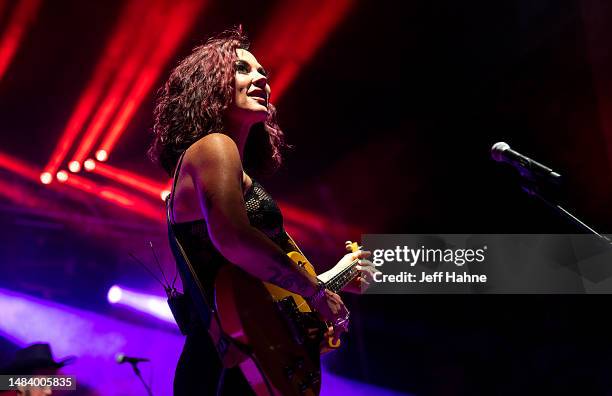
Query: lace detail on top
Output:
[[244, 181, 287, 247]]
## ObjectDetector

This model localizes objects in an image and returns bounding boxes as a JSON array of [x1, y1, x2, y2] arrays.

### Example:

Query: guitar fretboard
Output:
[[324, 259, 359, 293]]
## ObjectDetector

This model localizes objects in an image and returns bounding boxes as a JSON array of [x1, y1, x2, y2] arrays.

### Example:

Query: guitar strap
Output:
[[166, 151, 249, 369], [285, 232, 308, 261]]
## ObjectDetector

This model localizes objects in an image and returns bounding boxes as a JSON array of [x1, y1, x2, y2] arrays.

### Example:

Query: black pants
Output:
[[173, 330, 255, 396]]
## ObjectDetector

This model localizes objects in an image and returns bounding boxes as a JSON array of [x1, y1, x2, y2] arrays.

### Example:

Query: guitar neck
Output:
[[321, 259, 359, 293]]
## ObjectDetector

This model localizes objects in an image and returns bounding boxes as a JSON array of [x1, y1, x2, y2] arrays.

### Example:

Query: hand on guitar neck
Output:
[[317, 241, 379, 295], [310, 241, 379, 343]]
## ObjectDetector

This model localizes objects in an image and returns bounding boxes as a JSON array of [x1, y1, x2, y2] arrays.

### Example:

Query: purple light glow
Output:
[[106, 284, 175, 323], [321, 371, 414, 396], [0, 287, 412, 395], [0, 287, 182, 395]]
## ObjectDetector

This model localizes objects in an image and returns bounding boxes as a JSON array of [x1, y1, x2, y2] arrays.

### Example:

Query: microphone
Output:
[[115, 353, 150, 365], [491, 142, 561, 181], [116, 353, 154, 396]]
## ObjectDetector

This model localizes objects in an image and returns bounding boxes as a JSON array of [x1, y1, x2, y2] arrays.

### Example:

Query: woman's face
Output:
[[228, 49, 271, 123]]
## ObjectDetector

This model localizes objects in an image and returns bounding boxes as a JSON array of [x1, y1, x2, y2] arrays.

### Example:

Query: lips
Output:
[[247, 89, 267, 101]]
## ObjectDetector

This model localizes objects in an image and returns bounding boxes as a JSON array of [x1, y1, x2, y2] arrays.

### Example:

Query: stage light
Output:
[[40, 172, 52, 184], [107, 285, 123, 303], [83, 158, 96, 171], [95, 149, 108, 162], [68, 160, 81, 173], [56, 170, 69, 183], [106, 285, 174, 323], [160, 190, 170, 201]]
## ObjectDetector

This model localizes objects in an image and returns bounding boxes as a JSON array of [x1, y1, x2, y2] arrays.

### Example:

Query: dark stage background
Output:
[[1, 0, 612, 394]]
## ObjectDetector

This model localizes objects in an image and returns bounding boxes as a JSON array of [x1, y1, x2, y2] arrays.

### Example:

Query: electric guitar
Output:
[[214, 240, 362, 396]]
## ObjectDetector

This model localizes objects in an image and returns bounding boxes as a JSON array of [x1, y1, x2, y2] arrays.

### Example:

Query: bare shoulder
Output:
[[183, 133, 242, 171], [185, 133, 239, 161], [182, 133, 243, 193]]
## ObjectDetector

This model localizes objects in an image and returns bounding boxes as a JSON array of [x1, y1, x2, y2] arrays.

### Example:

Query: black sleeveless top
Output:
[[169, 158, 296, 303]]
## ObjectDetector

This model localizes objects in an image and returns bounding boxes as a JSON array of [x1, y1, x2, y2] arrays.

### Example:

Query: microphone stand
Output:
[[127, 361, 153, 396], [520, 181, 612, 246]]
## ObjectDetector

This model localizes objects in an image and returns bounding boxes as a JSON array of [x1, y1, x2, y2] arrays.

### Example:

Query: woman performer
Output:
[[149, 28, 374, 395]]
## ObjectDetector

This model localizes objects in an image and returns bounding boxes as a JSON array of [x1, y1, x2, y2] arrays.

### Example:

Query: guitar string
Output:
[[294, 258, 360, 311]]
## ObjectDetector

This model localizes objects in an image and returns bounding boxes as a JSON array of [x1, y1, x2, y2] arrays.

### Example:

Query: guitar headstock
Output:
[[345, 241, 361, 253]]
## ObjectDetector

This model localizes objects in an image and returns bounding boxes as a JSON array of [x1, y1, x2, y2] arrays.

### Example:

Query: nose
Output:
[[251, 70, 267, 89]]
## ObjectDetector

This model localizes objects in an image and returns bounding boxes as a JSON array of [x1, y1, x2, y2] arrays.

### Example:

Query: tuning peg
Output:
[[345, 241, 360, 253]]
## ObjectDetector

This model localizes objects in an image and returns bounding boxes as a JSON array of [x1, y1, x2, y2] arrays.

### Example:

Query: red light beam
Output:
[[0, 178, 48, 208], [252, 0, 354, 101], [98, 0, 208, 156], [279, 201, 363, 239], [0, 2, 9, 22], [70, 0, 169, 165], [0, 151, 41, 182], [43, 0, 150, 177], [0, 0, 42, 82], [64, 173, 164, 221], [90, 161, 167, 198]]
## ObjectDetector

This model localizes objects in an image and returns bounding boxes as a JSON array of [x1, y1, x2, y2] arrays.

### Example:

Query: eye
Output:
[[257, 67, 268, 77], [235, 60, 250, 74]]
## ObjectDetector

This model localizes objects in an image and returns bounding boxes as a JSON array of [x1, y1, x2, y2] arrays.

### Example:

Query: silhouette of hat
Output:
[[0, 343, 75, 375]]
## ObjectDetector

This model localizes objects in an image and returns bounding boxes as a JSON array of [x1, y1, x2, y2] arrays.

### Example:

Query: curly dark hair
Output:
[[148, 28, 287, 176]]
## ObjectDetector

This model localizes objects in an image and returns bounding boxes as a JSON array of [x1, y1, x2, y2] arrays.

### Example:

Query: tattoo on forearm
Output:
[[267, 266, 312, 295]]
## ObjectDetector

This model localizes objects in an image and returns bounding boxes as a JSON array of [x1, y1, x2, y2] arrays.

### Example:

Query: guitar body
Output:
[[214, 251, 338, 396]]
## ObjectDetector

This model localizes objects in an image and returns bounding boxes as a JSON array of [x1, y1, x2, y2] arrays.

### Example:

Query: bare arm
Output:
[[183, 133, 319, 297]]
